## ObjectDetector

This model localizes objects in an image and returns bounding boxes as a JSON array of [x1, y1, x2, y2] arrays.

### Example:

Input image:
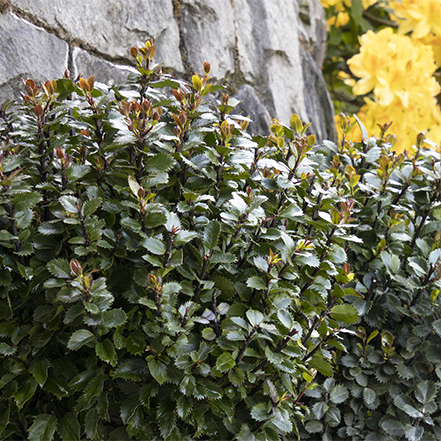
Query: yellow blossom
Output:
[[328, 12, 350, 28], [320, 0, 351, 12], [355, 97, 441, 153], [419, 34, 441, 65], [389, 0, 441, 39], [321, 0, 376, 10], [348, 28, 440, 108], [362, 0, 377, 7], [321, 0, 378, 29], [325, 0, 441, 154], [337, 70, 356, 87], [389, 0, 441, 65]]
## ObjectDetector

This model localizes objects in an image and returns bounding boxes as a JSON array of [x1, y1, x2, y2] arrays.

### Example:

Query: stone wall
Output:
[[0, 0, 336, 141]]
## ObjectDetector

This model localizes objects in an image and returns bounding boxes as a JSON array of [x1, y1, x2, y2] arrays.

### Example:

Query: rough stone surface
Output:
[[12, 0, 183, 70], [232, 0, 335, 140], [72, 48, 132, 86], [180, 0, 236, 79], [0, 12, 68, 103], [1, 0, 336, 141], [233, 85, 272, 136], [301, 50, 337, 142], [296, 0, 328, 66]]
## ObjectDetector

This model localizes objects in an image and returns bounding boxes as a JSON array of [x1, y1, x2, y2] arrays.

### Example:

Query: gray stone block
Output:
[[233, 84, 272, 136], [301, 49, 337, 142], [2, 0, 336, 141], [180, 0, 235, 79], [296, 0, 328, 66], [12, 0, 183, 70], [233, 0, 307, 123], [0, 12, 68, 103], [232, 0, 332, 140], [72, 48, 132, 86]]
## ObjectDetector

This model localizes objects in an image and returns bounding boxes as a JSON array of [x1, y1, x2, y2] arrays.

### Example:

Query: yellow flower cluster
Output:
[[389, 0, 441, 65], [347, 28, 441, 153], [320, 0, 377, 29], [358, 99, 441, 153], [348, 28, 439, 106]]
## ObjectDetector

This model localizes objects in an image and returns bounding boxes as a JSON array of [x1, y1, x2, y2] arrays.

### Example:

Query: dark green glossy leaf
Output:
[[85, 408, 99, 439], [330, 384, 348, 404], [246, 276, 266, 290], [14, 378, 38, 410], [147, 359, 167, 385], [0, 342, 16, 356], [101, 308, 127, 328], [126, 331, 146, 355], [380, 419, 405, 437], [228, 367, 245, 385], [47, 258, 71, 278], [405, 425, 424, 441], [14, 192, 42, 211], [216, 352, 235, 372], [60, 195, 80, 214], [175, 230, 198, 245], [59, 412, 81, 441], [277, 310, 294, 330], [141, 237, 166, 255], [312, 402, 328, 420], [96, 339, 118, 366], [15, 208, 33, 229], [211, 252, 237, 264], [415, 380, 437, 405], [113, 359, 148, 381], [296, 254, 320, 267], [309, 355, 333, 377], [432, 319, 441, 338], [394, 394, 423, 418], [272, 408, 292, 433], [237, 424, 256, 441], [67, 329, 96, 350], [0, 403, 10, 435], [56, 78, 75, 99], [83, 197, 102, 217], [145, 212, 167, 228], [83, 374, 107, 401], [202, 328, 216, 340], [251, 403, 269, 422], [381, 251, 400, 274], [38, 222, 65, 235], [203, 220, 220, 250], [246, 309, 264, 327], [28, 414, 57, 441], [305, 420, 324, 434], [330, 304, 358, 324], [328, 244, 347, 264], [145, 153, 176, 173], [363, 387, 376, 406], [29, 358, 51, 387]]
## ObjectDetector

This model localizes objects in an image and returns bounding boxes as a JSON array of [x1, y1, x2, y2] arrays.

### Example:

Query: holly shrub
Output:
[[1, 40, 441, 441], [0, 40, 361, 440]]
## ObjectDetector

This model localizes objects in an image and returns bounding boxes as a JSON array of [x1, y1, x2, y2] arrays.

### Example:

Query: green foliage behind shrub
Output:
[[300, 128, 441, 440], [1, 40, 441, 441]]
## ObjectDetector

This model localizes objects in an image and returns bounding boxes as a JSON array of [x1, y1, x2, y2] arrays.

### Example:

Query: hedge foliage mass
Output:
[[1, 40, 441, 440]]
